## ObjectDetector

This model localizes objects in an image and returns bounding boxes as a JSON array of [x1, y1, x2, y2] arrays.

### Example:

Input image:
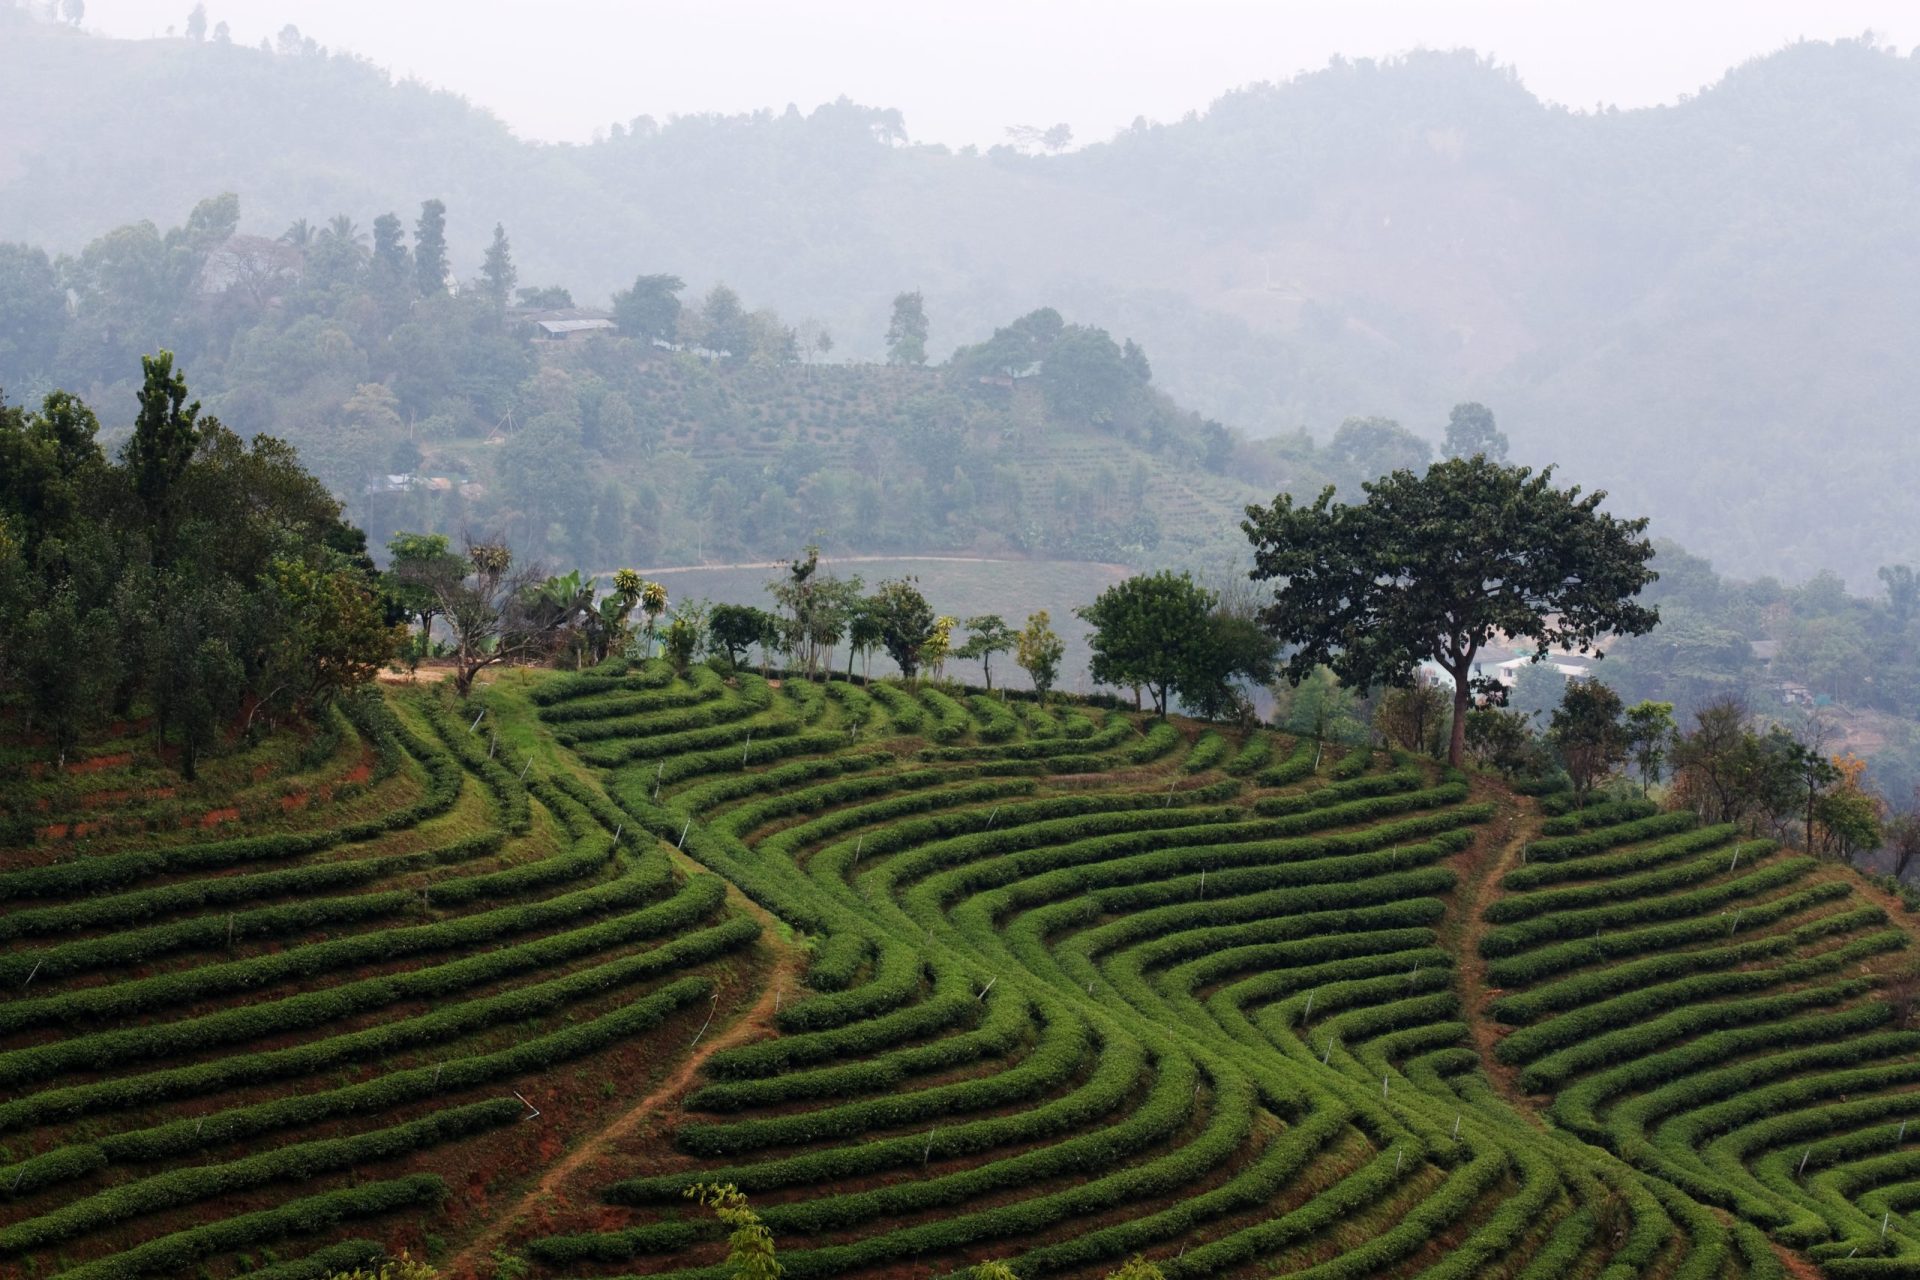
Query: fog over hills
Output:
[[3, 9, 1917, 584]]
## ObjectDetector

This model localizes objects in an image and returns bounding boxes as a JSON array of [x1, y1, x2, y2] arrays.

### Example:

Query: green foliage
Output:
[[479, 223, 516, 311], [1623, 699, 1676, 793], [1464, 706, 1542, 777], [765, 546, 862, 678], [412, 198, 448, 297], [382, 531, 465, 633], [710, 603, 778, 671], [1374, 683, 1450, 756], [685, 1184, 782, 1280], [1325, 415, 1430, 488], [1015, 610, 1065, 702], [869, 577, 936, 681], [885, 290, 929, 366], [0, 241, 66, 387]]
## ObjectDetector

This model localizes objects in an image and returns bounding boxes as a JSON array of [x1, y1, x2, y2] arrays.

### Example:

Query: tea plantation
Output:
[[2, 660, 1917, 1279]]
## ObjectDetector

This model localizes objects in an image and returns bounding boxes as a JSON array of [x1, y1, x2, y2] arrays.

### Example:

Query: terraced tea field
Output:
[[3, 660, 1918, 1279], [0, 680, 763, 1280]]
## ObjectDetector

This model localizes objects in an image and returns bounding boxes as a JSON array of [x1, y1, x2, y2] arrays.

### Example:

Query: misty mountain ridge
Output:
[[2, 8, 1917, 585]]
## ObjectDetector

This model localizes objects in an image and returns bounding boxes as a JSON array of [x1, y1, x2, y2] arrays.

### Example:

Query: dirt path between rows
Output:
[[444, 914, 802, 1278], [1452, 785, 1539, 1114]]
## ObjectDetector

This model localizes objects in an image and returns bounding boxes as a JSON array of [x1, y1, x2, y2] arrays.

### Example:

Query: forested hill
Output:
[[4, 12, 1919, 583]]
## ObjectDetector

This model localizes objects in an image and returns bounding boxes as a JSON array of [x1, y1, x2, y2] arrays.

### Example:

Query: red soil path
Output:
[[443, 932, 802, 1280]]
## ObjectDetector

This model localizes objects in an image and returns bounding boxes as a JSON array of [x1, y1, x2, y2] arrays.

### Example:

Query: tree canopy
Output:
[[955, 614, 1015, 691], [1076, 571, 1273, 718], [869, 577, 936, 681], [1442, 402, 1508, 462]]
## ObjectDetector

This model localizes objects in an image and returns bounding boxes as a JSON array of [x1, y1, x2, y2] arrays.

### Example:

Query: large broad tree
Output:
[[1077, 571, 1208, 714], [698, 285, 751, 359], [369, 212, 411, 314], [1244, 456, 1659, 766]]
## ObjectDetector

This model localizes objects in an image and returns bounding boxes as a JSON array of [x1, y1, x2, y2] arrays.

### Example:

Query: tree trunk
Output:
[[1448, 672, 1470, 768]]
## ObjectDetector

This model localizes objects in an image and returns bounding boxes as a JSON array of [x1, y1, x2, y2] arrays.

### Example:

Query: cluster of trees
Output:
[[1076, 571, 1273, 721], [1473, 679, 1893, 866], [0, 354, 397, 774], [946, 307, 1159, 439], [380, 537, 1072, 704], [610, 272, 824, 364], [697, 550, 1066, 698], [0, 193, 537, 498], [1262, 401, 1513, 500], [1665, 698, 1886, 858], [1586, 542, 1920, 800], [382, 536, 676, 694], [1227, 446, 1914, 873]]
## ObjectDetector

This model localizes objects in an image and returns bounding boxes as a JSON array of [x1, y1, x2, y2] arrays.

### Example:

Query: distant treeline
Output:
[[0, 193, 1451, 574]]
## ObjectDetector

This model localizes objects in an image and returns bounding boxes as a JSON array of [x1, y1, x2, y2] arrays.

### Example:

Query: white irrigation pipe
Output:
[[689, 993, 719, 1048]]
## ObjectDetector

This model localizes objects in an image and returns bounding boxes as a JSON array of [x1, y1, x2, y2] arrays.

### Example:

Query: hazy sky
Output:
[[77, 1, 1914, 148]]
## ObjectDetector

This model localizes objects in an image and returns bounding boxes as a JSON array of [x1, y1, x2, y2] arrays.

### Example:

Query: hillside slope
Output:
[[4, 12, 1919, 580], [5, 663, 1920, 1278]]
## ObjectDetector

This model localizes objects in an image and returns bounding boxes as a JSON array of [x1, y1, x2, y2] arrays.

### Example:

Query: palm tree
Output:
[[322, 214, 367, 257], [279, 218, 313, 250]]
